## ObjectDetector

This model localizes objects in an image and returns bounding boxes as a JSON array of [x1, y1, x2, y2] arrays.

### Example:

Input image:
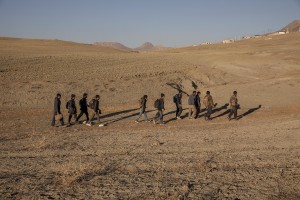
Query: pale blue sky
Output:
[[0, 0, 299, 47]]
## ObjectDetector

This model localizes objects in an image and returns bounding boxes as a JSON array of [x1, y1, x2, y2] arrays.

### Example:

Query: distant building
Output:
[[242, 36, 253, 39], [222, 39, 234, 44], [201, 42, 211, 45]]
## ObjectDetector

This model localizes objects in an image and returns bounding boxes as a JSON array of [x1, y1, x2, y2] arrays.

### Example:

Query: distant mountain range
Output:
[[94, 41, 170, 52], [280, 20, 300, 32]]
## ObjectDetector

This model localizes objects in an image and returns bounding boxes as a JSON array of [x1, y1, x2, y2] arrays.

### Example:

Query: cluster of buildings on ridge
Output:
[[197, 27, 299, 46]]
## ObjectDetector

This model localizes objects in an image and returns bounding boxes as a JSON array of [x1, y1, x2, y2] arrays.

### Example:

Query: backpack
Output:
[[66, 101, 70, 109], [173, 95, 177, 103], [154, 99, 160, 108], [89, 99, 95, 109]]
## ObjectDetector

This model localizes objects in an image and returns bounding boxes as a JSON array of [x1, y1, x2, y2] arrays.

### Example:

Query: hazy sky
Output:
[[0, 0, 299, 47]]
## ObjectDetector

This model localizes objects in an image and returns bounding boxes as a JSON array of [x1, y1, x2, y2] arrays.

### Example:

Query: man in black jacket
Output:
[[174, 90, 183, 119], [76, 93, 89, 123], [188, 91, 197, 119], [67, 94, 77, 125], [195, 91, 201, 118], [86, 95, 101, 126], [51, 93, 64, 126], [153, 93, 165, 125], [135, 95, 149, 122]]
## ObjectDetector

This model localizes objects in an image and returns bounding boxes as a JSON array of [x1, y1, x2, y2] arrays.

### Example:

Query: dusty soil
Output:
[[0, 34, 300, 199]]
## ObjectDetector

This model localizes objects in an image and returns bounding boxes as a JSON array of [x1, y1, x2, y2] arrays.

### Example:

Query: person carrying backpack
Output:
[[188, 91, 197, 119], [51, 93, 65, 127], [153, 93, 165, 125], [174, 90, 183, 119], [228, 91, 238, 120], [86, 95, 101, 126], [203, 91, 214, 120], [66, 94, 77, 125], [195, 91, 201, 118], [76, 93, 89, 123], [135, 95, 149, 123]]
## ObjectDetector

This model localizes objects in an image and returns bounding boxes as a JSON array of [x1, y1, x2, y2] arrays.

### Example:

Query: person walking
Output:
[[188, 91, 197, 119], [174, 90, 183, 119], [76, 93, 89, 123], [203, 91, 214, 120], [228, 91, 238, 120], [51, 93, 64, 126], [195, 91, 201, 118], [86, 95, 101, 126], [135, 95, 149, 122], [153, 93, 165, 124], [66, 94, 77, 125]]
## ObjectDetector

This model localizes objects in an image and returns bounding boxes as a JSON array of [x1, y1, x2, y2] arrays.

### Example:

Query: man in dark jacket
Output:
[[51, 93, 64, 126], [76, 93, 89, 123], [188, 91, 197, 119], [135, 95, 149, 122], [153, 93, 165, 124], [67, 94, 77, 125], [195, 91, 201, 118], [86, 95, 101, 126], [174, 90, 183, 119]]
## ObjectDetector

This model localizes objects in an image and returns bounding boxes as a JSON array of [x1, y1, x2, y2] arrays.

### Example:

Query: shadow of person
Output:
[[236, 105, 262, 120], [101, 108, 140, 120], [212, 103, 229, 114], [102, 109, 155, 124], [211, 109, 231, 119]]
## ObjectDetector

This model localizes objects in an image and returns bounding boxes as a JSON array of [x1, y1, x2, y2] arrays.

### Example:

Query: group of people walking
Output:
[[135, 90, 238, 125], [51, 93, 102, 127], [52, 90, 238, 127]]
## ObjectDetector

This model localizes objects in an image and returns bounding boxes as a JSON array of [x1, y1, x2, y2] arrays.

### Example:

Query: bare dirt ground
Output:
[[0, 34, 300, 199]]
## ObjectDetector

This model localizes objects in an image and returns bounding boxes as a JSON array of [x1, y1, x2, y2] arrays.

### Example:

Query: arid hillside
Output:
[[1, 33, 300, 199]]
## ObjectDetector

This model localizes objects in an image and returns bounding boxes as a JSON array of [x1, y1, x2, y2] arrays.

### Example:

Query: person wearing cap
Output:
[[228, 91, 238, 120], [66, 94, 77, 125], [51, 93, 64, 126], [86, 95, 101, 126], [76, 93, 89, 123]]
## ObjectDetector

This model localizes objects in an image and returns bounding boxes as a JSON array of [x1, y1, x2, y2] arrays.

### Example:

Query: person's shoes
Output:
[[83, 121, 87, 125], [86, 123, 91, 126], [135, 120, 139, 123], [159, 122, 165, 125], [99, 124, 105, 127], [177, 116, 182, 120], [227, 116, 231, 121], [153, 120, 156, 124]]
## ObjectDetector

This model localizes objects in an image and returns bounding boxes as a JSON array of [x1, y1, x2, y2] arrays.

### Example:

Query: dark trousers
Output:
[[206, 106, 213, 119], [176, 104, 183, 117], [154, 110, 163, 123], [51, 113, 64, 126], [228, 107, 237, 119], [196, 106, 201, 118], [76, 110, 89, 122], [68, 113, 77, 123]]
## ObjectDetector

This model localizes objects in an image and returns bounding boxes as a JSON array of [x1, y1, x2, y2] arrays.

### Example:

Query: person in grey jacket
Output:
[[153, 93, 165, 124], [136, 95, 149, 122], [51, 93, 64, 126], [86, 95, 101, 126], [67, 94, 77, 125], [188, 91, 197, 119]]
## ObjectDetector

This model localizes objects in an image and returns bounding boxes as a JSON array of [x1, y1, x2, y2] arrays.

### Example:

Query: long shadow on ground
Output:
[[236, 105, 262, 120]]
